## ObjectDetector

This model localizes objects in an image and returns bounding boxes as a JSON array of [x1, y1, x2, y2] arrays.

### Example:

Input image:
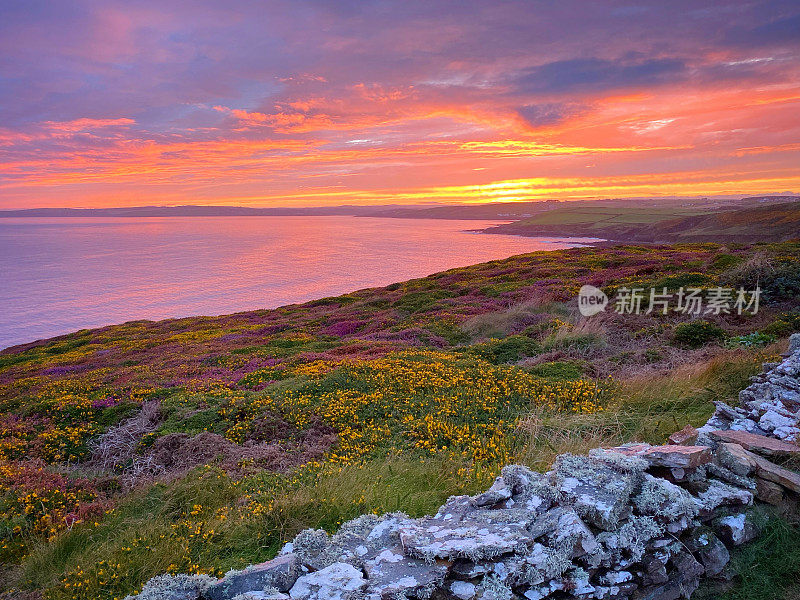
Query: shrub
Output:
[[653, 272, 711, 289], [464, 335, 540, 364], [672, 320, 727, 349], [725, 332, 777, 349], [720, 252, 775, 290], [711, 254, 742, 270], [528, 361, 586, 380], [762, 311, 800, 337]]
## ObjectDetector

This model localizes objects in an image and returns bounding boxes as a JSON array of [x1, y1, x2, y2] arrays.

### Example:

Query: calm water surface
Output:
[[0, 216, 597, 349]]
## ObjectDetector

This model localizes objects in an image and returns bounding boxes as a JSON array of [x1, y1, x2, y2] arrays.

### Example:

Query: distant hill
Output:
[[0, 204, 421, 218], [483, 201, 800, 243], [363, 201, 564, 220]]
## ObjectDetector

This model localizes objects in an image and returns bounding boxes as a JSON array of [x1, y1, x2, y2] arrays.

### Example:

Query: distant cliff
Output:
[[483, 202, 800, 243]]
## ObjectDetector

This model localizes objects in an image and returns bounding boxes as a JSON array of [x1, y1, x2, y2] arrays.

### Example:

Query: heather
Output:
[[1, 241, 800, 598]]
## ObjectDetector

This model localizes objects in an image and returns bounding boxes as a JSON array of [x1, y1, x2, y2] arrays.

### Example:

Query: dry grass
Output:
[[460, 298, 561, 340]]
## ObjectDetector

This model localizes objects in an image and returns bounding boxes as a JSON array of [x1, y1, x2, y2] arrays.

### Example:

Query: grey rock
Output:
[[684, 530, 729, 577], [449, 581, 477, 600], [205, 556, 300, 600], [633, 474, 698, 523], [288, 563, 366, 600], [713, 512, 761, 547], [694, 480, 753, 514], [639, 555, 668, 586], [471, 476, 512, 507], [789, 333, 800, 354], [126, 574, 215, 600], [362, 546, 449, 599], [399, 509, 536, 562], [554, 454, 641, 530], [706, 463, 756, 490]]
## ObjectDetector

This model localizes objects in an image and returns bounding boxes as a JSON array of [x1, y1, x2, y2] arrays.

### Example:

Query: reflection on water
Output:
[[0, 216, 598, 348]]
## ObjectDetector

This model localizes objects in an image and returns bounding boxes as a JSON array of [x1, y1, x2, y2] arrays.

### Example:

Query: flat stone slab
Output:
[[609, 444, 712, 469], [709, 429, 800, 458], [745, 450, 800, 494]]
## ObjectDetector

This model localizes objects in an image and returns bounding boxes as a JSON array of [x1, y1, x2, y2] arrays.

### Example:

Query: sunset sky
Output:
[[1, 0, 799, 208]]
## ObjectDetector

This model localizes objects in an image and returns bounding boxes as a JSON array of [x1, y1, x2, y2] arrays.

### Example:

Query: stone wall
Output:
[[129, 334, 800, 600]]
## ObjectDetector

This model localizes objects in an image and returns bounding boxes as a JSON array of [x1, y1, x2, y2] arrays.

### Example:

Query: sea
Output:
[[0, 216, 598, 349]]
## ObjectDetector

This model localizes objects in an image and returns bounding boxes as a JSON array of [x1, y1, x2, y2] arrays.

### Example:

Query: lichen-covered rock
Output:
[[554, 454, 641, 530], [713, 511, 762, 547], [499, 465, 558, 513], [694, 480, 753, 514], [292, 529, 331, 570], [543, 508, 599, 560], [599, 515, 663, 564], [288, 563, 366, 600], [399, 512, 535, 562], [205, 555, 300, 600], [291, 514, 414, 571], [633, 474, 698, 524], [449, 581, 477, 600], [231, 591, 289, 600], [124, 574, 215, 600], [362, 546, 449, 599], [476, 574, 513, 600], [471, 476, 512, 507]]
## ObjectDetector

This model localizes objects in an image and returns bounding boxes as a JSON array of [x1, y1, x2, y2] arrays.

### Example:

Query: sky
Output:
[[1, 0, 799, 209]]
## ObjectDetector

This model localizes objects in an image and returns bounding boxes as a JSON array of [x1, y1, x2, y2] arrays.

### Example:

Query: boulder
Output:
[[205, 556, 300, 600]]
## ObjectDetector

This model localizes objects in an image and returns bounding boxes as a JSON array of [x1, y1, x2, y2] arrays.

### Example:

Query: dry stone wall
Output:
[[128, 335, 800, 600]]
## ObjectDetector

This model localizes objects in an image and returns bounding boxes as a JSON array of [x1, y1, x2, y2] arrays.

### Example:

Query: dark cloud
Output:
[[725, 10, 800, 47], [513, 57, 688, 95], [516, 103, 587, 127]]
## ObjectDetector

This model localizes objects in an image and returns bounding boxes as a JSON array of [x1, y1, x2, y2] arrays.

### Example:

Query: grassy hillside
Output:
[[2, 241, 800, 598], [484, 201, 800, 243]]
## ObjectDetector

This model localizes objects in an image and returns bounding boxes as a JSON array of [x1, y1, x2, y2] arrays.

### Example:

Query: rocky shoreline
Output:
[[128, 335, 800, 600]]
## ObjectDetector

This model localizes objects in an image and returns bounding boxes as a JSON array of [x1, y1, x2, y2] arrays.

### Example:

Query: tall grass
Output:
[[515, 346, 776, 470]]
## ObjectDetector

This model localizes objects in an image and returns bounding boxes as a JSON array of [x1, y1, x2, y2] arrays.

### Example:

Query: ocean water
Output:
[[0, 216, 596, 349]]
